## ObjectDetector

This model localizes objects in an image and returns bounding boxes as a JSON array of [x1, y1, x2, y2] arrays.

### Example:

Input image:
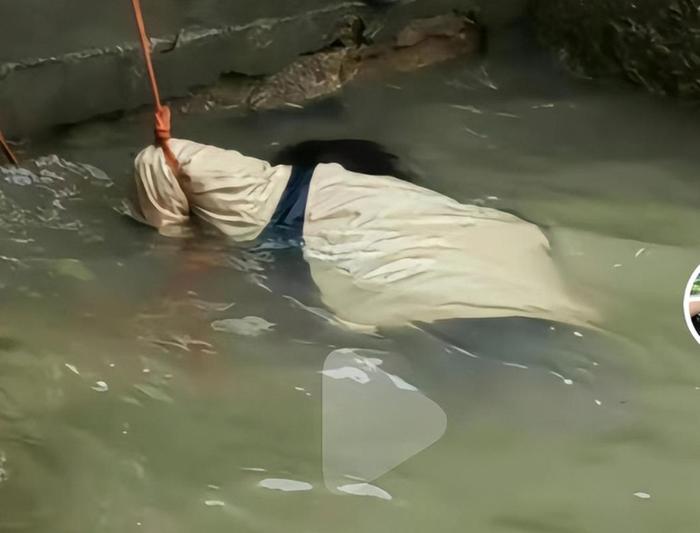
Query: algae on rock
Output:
[[533, 0, 700, 98]]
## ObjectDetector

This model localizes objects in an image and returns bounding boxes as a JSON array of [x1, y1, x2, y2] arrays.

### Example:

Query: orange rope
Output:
[[0, 128, 18, 166], [129, 0, 181, 176]]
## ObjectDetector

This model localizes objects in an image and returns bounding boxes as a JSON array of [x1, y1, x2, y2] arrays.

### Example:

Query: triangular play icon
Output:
[[322, 348, 447, 491]]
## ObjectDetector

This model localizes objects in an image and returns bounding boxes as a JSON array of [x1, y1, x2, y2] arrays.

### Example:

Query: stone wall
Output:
[[532, 0, 700, 98], [0, 0, 494, 137]]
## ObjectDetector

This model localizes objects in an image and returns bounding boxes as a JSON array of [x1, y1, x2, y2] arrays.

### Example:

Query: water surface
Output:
[[2, 23, 700, 533]]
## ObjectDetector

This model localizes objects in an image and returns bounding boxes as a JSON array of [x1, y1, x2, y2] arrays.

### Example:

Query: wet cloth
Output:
[[134, 139, 593, 328], [134, 139, 292, 241]]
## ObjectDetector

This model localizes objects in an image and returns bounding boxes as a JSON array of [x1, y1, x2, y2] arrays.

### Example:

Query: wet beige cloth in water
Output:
[[135, 139, 291, 240], [134, 139, 591, 327]]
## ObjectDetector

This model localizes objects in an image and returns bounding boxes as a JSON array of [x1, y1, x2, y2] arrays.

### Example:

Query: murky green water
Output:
[[2, 23, 700, 533]]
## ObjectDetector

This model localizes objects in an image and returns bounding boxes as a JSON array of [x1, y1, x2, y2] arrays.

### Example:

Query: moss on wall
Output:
[[533, 0, 700, 98]]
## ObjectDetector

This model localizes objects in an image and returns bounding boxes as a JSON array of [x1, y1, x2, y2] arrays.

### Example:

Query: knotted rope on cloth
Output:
[[130, 0, 181, 177]]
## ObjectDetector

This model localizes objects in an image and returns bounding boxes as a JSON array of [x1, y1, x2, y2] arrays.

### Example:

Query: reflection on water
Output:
[[2, 23, 700, 533]]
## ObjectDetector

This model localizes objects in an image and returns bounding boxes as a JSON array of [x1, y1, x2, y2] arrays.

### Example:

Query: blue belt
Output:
[[260, 165, 315, 245]]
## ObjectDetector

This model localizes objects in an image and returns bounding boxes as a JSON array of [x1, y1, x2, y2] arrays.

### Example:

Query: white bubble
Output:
[[321, 367, 370, 385], [386, 373, 418, 392], [355, 357, 383, 370], [92, 381, 109, 392], [258, 478, 312, 492], [502, 362, 528, 370], [337, 483, 392, 501], [549, 371, 573, 385]]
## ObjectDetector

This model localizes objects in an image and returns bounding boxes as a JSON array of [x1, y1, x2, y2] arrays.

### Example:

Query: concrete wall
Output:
[[1, 0, 527, 137], [0, 0, 346, 63]]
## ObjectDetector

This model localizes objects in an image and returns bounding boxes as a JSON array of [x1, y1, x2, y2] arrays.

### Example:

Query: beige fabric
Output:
[[134, 139, 291, 240], [134, 139, 592, 328], [302, 163, 592, 327]]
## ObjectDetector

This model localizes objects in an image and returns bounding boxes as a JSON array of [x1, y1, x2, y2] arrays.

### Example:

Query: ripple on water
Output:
[[133, 384, 174, 403], [0, 453, 7, 483], [0, 156, 113, 239], [211, 316, 275, 336]]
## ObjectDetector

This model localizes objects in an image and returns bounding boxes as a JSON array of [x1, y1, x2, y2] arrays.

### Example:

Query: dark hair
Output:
[[272, 139, 417, 183]]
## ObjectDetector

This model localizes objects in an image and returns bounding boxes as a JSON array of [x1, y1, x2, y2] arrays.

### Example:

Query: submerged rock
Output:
[[533, 0, 700, 98]]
